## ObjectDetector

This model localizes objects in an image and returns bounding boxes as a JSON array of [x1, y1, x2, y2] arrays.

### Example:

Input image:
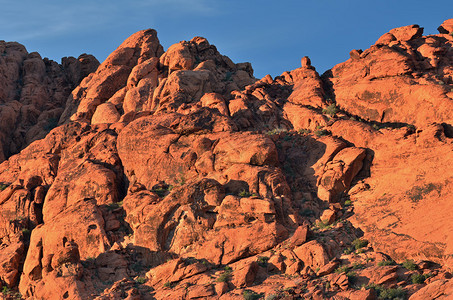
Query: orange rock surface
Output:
[[0, 20, 451, 299]]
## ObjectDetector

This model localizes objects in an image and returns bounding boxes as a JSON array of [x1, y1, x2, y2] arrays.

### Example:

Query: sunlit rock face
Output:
[[0, 20, 452, 299]]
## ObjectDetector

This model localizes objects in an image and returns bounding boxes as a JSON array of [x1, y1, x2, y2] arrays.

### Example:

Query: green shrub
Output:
[[366, 283, 406, 299], [406, 183, 442, 203], [267, 128, 287, 135], [135, 277, 147, 284], [216, 267, 232, 282], [0, 183, 8, 191], [163, 281, 173, 288], [378, 287, 406, 299], [243, 289, 263, 300], [402, 259, 417, 271], [411, 273, 426, 284], [239, 190, 252, 197], [378, 260, 395, 266], [335, 265, 350, 274], [343, 247, 354, 255], [106, 201, 123, 211], [322, 104, 339, 116], [315, 129, 330, 137], [257, 256, 269, 268], [298, 129, 311, 135], [352, 238, 368, 250]]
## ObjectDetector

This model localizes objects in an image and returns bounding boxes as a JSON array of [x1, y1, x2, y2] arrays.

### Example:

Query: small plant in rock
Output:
[[343, 247, 354, 255], [335, 265, 350, 274], [216, 266, 232, 282], [315, 129, 330, 137], [378, 260, 396, 266], [257, 256, 269, 268], [239, 190, 252, 197], [267, 128, 287, 135], [411, 273, 427, 284], [163, 281, 173, 288], [366, 283, 406, 299], [265, 294, 279, 300], [298, 128, 311, 135], [22, 228, 31, 240], [352, 238, 369, 250], [152, 187, 167, 197], [406, 183, 442, 203], [402, 259, 417, 271], [0, 183, 8, 191], [135, 277, 147, 284], [106, 201, 123, 211], [322, 104, 339, 116], [243, 289, 264, 300]]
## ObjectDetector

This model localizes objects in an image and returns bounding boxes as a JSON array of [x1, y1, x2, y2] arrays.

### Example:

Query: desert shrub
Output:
[[406, 183, 442, 203], [352, 238, 368, 250], [239, 190, 252, 197], [216, 267, 232, 282], [315, 129, 330, 137], [243, 289, 264, 300], [135, 277, 147, 284], [257, 256, 269, 268], [378, 260, 395, 266], [367, 283, 406, 300], [322, 104, 339, 116], [402, 259, 417, 271], [411, 273, 427, 284]]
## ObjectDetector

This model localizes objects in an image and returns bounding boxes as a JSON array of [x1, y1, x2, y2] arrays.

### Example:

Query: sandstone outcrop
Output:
[[0, 20, 451, 299], [0, 41, 99, 164]]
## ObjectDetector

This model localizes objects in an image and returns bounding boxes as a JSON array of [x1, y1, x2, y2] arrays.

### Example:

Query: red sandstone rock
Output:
[[0, 22, 450, 299]]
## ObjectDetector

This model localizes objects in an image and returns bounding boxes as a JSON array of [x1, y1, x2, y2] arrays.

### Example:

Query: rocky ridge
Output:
[[0, 19, 451, 299]]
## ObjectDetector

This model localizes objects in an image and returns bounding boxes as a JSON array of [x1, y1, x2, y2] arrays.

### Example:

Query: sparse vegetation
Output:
[[243, 289, 264, 300], [267, 128, 287, 135], [402, 259, 417, 271], [406, 183, 442, 203], [335, 265, 350, 274], [152, 187, 171, 198], [352, 238, 369, 250], [378, 260, 396, 266], [366, 283, 406, 299], [322, 104, 339, 116], [163, 281, 173, 288], [298, 128, 311, 135], [257, 256, 269, 268], [315, 129, 330, 137], [106, 200, 123, 211], [135, 277, 147, 284], [265, 294, 279, 300], [411, 273, 428, 284], [1, 286, 21, 299], [239, 190, 252, 197], [0, 183, 8, 191], [216, 266, 232, 282]]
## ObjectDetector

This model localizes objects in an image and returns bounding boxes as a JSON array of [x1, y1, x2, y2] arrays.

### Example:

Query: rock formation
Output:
[[0, 19, 451, 299]]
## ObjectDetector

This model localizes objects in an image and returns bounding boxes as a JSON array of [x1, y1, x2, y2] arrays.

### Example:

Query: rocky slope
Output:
[[0, 19, 451, 299]]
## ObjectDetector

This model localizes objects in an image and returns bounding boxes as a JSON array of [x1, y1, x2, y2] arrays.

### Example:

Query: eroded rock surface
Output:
[[0, 20, 451, 299]]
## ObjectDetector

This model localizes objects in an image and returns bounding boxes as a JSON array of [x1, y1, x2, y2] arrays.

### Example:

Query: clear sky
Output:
[[0, 0, 451, 79]]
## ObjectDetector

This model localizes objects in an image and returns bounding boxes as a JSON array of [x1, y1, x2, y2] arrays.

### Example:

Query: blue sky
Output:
[[0, 0, 451, 78]]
